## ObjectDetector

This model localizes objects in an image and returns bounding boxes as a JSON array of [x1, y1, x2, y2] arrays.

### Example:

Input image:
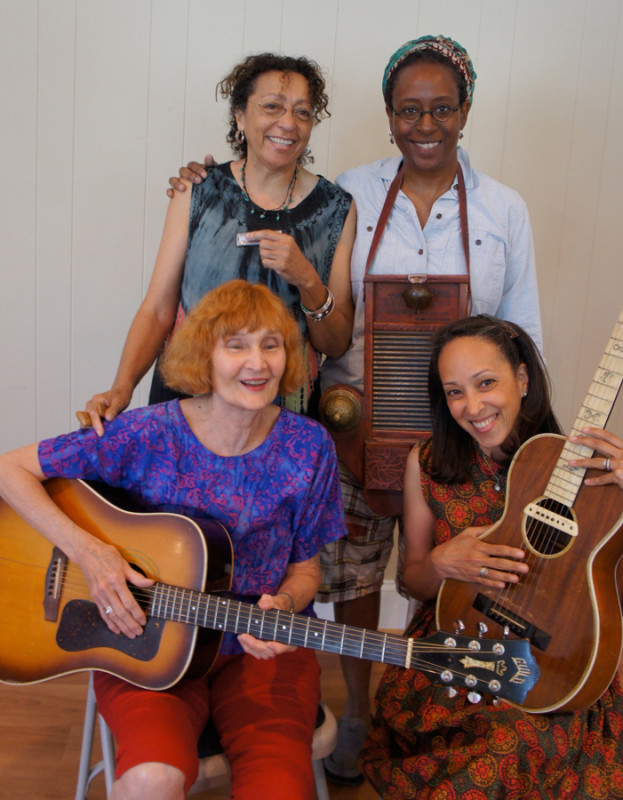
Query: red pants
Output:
[[94, 648, 320, 799]]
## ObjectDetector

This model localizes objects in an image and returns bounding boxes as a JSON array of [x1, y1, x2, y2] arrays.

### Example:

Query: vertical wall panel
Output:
[[136, 0, 191, 406], [467, 1, 517, 178], [0, 1, 38, 450], [70, 1, 152, 415], [35, 0, 76, 439], [545, 4, 621, 426]]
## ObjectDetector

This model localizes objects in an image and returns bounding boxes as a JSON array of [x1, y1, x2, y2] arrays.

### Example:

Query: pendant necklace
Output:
[[240, 160, 298, 221], [480, 450, 503, 492]]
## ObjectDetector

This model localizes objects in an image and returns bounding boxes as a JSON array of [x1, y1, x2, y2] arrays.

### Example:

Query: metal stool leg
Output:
[[75, 673, 115, 799]]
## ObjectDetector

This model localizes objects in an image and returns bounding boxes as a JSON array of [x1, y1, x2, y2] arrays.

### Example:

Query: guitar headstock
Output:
[[418, 631, 539, 705]]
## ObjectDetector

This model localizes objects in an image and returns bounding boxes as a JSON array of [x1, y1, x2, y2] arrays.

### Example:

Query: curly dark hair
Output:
[[217, 53, 330, 165], [383, 49, 469, 109], [423, 315, 563, 484]]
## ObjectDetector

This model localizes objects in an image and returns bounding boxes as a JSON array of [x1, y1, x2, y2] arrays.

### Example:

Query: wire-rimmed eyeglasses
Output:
[[249, 101, 314, 124]]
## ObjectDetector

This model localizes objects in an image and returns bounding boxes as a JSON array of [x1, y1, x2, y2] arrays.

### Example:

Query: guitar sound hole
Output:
[[524, 498, 575, 557]]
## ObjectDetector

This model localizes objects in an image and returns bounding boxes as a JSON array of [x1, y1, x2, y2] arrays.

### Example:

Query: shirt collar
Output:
[[376, 147, 477, 194]]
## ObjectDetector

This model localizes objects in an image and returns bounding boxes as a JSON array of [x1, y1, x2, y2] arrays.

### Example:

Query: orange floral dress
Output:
[[360, 442, 623, 800]]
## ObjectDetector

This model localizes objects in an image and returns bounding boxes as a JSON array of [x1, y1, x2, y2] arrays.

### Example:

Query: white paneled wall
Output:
[[1, 0, 622, 451]]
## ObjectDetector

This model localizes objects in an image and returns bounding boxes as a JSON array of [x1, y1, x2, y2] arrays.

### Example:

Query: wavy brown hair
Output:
[[217, 52, 330, 164], [159, 280, 305, 397]]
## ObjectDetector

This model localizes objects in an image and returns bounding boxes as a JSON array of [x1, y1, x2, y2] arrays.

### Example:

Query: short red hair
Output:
[[159, 279, 305, 397]]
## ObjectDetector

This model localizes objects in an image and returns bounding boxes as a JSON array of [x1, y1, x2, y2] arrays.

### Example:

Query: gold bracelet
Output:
[[277, 591, 295, 613], [300, 287, 335, 322]]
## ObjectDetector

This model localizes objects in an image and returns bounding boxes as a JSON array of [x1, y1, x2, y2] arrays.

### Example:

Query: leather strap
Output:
[[365, 160, 472, 311]]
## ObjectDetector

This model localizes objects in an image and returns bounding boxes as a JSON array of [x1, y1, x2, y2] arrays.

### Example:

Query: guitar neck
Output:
[[150, 585, 410, 667], [546, 308, 623, 506], [147, 583, 539, 706]]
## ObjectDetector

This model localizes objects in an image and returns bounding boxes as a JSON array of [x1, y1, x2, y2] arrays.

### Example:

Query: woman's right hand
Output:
[[167, 155, 215, 197], [430, 526, 529, 589], [75, 531, 152, 639], [84, 384, 133, 437]]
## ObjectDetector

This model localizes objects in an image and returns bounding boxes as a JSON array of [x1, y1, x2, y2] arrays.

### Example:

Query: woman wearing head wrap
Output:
[[171, 36, 543, 786], [319, 34, 543, 785]]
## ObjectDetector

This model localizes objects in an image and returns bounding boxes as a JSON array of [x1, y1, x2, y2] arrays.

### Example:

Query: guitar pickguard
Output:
[[56, 600, 165, 661]]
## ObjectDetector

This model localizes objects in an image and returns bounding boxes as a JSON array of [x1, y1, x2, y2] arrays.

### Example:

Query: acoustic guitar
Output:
[[0, 477, 537, 706], [437, 308, 623, 713]]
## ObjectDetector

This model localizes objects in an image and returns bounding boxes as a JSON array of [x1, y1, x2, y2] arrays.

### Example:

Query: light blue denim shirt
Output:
[[321, 148, 542, 393]]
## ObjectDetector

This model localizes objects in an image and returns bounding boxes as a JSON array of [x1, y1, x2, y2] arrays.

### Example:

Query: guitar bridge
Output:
[[44, 546, 67, 621], [473, 593, 551, 652]]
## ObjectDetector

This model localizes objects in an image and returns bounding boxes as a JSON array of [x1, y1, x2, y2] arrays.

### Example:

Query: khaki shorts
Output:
[[317, 461, 401, 603]]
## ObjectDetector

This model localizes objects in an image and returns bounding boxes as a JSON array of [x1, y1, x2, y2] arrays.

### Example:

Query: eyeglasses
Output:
[[249, 101, 314, 124], [391, 104, 459, 123]]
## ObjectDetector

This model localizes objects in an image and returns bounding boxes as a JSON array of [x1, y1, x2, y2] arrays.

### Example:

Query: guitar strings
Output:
[[27, 558, 505, 687], [484, 496, 573, 634]]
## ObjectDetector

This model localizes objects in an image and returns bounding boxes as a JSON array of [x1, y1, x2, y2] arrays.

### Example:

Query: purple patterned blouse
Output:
[[38, 400, 346, 653]]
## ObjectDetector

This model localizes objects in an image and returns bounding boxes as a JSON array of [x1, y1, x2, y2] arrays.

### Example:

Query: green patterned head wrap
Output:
[[382, 35, 477, 104]]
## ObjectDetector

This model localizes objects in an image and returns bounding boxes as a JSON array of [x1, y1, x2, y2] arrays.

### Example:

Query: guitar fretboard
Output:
[[546, 309, 623, 507], [149, 584, 412, 667]]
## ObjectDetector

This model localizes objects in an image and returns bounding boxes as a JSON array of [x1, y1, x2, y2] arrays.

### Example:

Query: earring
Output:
[[522, 390, 528, 398], [302, 146, 315, 164], [459, 131, 464, 140], [388, 129, 395, 145], [235, 129, 245, 144]]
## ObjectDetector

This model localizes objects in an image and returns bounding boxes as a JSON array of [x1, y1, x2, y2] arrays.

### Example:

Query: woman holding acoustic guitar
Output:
[[0, 280, 347, 800], [360, 314, 623, 799]]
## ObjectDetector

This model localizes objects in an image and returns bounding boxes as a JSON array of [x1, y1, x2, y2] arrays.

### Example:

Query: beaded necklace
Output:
[[240, 160, 299, 221]]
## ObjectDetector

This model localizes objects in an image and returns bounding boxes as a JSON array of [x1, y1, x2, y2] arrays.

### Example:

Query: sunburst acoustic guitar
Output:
[[0, 477, 537, 706], [437, 308, 623, 713]]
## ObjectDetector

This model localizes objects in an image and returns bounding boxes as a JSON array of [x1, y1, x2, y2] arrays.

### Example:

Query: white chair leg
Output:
[[74, 674, 98, 800], [98, 710, 116, 793], [312, 756, 331, 800], [75, 672, 116, 799]]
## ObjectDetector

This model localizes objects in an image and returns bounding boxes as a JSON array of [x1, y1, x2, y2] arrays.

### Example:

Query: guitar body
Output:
[[0, 479, 233, 689], [437, 433, 623, 713]]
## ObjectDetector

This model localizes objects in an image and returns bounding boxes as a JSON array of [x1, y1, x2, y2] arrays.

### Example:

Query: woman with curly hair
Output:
[[86, 53, 356, 430]]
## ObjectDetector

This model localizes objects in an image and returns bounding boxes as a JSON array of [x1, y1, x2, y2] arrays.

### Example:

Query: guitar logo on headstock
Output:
[[510, 657, 534, 685]]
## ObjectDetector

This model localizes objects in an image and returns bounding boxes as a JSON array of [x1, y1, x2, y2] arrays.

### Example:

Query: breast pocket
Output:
[[465, 229, 507, 312]]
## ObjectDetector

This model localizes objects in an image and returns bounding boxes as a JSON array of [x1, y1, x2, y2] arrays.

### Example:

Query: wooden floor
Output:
[[0, 651, 386, 799]]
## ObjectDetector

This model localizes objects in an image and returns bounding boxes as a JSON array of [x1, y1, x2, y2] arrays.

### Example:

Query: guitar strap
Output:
[[364, 160, 472, 313]]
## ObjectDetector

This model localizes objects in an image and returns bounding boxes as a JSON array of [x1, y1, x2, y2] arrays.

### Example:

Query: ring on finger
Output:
[[605, 458, 611, 472], [479, 567, 489, 579], [104, 606, 113, 616]]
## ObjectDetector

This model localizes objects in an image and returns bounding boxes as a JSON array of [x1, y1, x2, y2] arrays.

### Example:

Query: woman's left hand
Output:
[[243, 230, 313, 287], [237, 593, 297, 660], [568, 427, 623, 490]]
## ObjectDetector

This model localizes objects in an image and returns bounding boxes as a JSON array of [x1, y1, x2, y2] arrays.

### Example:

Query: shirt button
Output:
[[436, 213, 442, 219], [475, 239, 482, 246], [418, 249, 424, 255], [367, 226, 373, 232]]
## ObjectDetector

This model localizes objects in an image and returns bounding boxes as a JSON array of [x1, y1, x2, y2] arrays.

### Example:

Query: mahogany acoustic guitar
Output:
[[0, 477, 537, 706], [437, 308, 623, 713]]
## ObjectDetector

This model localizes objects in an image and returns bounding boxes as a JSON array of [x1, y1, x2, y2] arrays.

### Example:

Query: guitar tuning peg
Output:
[[492, 697, 503, 707], [453, 619, 465, 635], [503, 625, 510, 639], [446, 687, 458, 698], [467, 691, 482, 704], [477, 622, 488, 638]]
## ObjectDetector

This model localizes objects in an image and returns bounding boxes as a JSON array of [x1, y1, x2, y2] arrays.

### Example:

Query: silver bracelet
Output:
[[300, 287, 335, 322], [277, 591, 295, 613]]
